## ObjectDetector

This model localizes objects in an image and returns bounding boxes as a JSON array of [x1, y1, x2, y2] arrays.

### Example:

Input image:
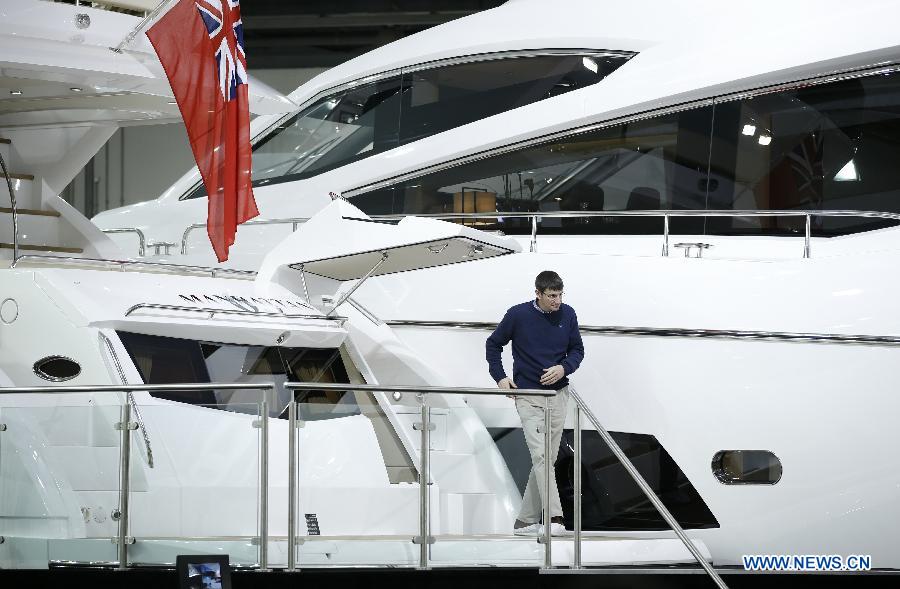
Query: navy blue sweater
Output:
[[485, 301, 585, 391]]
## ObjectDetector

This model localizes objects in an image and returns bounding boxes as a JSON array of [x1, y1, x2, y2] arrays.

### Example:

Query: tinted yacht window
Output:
[[117, 331, 359, 420], [707, 72, 900, 236], [352, 107, 713, 234], [398, 54, 625, 145], [353, 69, 900, 238], [183, 53, 630, 199]]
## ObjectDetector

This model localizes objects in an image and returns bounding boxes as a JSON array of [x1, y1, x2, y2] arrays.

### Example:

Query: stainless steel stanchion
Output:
[[543, 397, 552, 568], [115, 402, 133, 570], [416, 394, 432, 570], [258, 400, 270, 571], [573, 404, 582, 569], [287, 400, 298, 572]]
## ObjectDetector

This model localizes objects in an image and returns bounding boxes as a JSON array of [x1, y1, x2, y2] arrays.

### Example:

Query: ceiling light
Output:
[[742, 124, 756, 136], [9, 89, 22, 96], [835, 158, 860, 182], [70, 87, 83, 92], [758, 135, 772, 146], [582, 56, 599, 74]]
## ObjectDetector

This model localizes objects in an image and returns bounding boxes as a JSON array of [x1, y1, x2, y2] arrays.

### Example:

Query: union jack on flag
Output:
[[194, 0, 247, 102]]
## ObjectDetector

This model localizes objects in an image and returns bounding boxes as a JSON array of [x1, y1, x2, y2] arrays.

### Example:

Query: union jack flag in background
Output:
[[147, 0, 259, 262]]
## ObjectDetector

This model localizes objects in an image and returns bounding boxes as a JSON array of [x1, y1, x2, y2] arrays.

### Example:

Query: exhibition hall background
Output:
[[62, 1, 503, 217]]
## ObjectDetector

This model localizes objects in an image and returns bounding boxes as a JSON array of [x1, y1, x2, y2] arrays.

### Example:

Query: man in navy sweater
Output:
[[486, 270, 584, 535]]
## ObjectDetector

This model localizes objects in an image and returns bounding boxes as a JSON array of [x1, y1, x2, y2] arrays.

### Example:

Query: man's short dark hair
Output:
[[535, 270, 563, 293]]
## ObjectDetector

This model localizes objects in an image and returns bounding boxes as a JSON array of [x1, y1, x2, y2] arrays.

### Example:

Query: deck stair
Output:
[[0, 138, 86, 257]]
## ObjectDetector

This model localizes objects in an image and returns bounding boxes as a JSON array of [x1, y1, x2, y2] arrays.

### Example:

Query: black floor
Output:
[[2, 567, 900, 589]]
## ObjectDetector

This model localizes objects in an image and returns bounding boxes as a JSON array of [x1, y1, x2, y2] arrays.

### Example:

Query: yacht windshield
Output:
[[183, 51, 632, 198]]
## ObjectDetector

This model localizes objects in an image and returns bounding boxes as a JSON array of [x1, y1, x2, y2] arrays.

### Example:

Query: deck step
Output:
[[0, 173, 34, 181], [0, 207, 59, 217], [0, 139, 11, 170], [0, 243, 82, 254]]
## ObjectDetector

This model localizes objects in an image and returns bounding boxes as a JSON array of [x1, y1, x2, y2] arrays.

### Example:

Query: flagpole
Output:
[[111, 0, 178, 54]]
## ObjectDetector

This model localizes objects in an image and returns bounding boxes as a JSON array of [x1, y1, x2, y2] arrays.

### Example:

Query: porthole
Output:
[[712, 450, 782, 485], [33, 356, 81, 382]]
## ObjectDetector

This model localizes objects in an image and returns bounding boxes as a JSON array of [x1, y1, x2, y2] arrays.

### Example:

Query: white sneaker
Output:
[[513, 522, 541, 535], [549, 522, 567, 535]]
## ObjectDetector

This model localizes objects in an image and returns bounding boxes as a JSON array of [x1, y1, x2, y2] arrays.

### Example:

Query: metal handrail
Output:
[[123, 303, 346, 322], [285, 382, 555, 397], [11, 254, 256, 279], [568, 388, 728, 588], [0, 149, 19, 261], [102, 228, 147, 257], [1, 379, 724, 578], [371, 208, 900, 220], [384, 320, 900, 347], [368, 209, 900, 259], [0, 383, 275, 395], [100, 332, 154, 469], [181, 217, 310, 254], [0, 382, 275, 571], [284, 381, 554, 571], [174, 208, 900, 260]]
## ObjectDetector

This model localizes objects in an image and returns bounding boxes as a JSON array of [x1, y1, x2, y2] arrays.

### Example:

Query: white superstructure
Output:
[[2, 0, 648, 572], [67, 0, 900, 570]]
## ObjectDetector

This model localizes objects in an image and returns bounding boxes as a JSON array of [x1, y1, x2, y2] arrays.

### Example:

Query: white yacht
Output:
[[2, 0, 623, 573], [94, 0, 900, 571]]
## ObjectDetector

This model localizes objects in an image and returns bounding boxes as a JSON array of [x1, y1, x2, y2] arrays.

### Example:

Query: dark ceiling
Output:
[[239, 0, 506, 68]]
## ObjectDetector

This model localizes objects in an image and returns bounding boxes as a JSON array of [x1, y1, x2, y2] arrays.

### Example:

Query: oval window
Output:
[[33, 356, 81, 382], [712, 450, 782, 485]]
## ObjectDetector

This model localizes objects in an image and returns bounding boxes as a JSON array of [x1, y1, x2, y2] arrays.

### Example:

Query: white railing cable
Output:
[[110, 0, 175, 53]]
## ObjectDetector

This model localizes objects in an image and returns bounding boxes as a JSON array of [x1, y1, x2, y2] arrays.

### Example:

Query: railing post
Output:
[[416, 393, 432, 569], [0, 150, 19, 262], [570, 390, 729, 588], [804, 214, 811, 259], [287, 400, 298, 572], [115, 402, 132, 570], [573, 404, 582, 569], [257, 399, 270, 571], [542, 397, 551, 568], [662, 213, 670, 257], [530, 215, 538, 253]]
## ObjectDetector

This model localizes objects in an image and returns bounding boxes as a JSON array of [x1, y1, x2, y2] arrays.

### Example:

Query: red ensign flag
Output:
[[147, 0, 258, 262]]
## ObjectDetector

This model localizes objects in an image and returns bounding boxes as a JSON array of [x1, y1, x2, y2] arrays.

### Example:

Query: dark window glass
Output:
[[117, 331, 359, 420], [183, 53, 630, 199], [490, 428, 718, 530], [353, 107, 714, 235], [712, 450, 782, 484], [707, 72, 900, 236], [398, 54, 625, 145], [187, 76, 404, 199], [355, 71, 900, 237]]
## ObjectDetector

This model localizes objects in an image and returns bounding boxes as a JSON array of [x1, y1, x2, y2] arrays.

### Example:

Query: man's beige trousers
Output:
[[514, 385, 571, 523]]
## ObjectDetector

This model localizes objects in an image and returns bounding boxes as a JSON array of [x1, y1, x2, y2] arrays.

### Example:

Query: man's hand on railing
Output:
[[498, 376, 517, 399]]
